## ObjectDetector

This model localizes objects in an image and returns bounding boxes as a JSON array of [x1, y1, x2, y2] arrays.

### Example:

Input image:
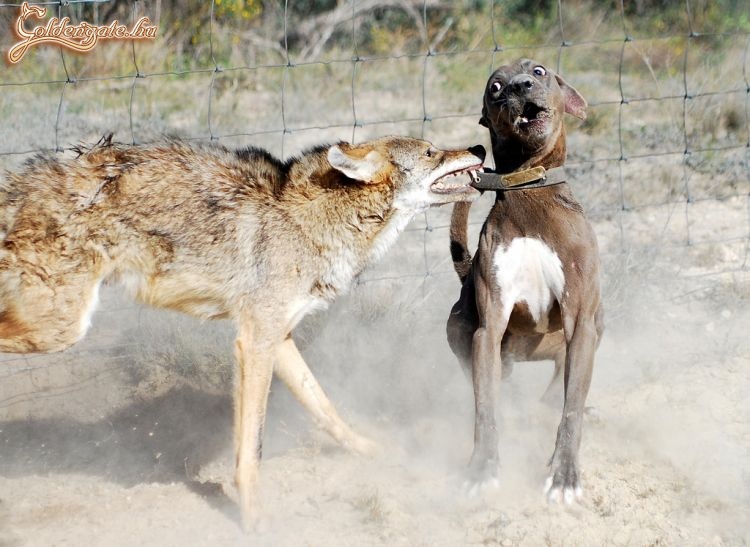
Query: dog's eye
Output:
[[490, 81, 502, 93], [533, 66, 547, 77], [425, 146, 437, 157]]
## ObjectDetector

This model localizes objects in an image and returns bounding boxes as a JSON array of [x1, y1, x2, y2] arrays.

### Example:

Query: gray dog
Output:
[[447, 59, 604, 503]]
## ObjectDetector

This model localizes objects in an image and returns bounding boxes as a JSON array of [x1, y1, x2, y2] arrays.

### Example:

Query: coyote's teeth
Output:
[[434, 182, 445, 189]]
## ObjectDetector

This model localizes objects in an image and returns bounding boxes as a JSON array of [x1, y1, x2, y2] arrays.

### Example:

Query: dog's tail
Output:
[[449, 202, 473, 283]]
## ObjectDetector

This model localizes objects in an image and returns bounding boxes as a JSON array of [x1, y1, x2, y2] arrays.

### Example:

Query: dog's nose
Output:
[[468, 145, 486, 162], [509, 74, 534, 92]]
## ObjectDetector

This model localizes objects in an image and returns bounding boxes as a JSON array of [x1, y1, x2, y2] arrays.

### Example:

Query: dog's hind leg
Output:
[[446, 275, 479, 382], [531, 332, 566, 405], [233, 315, 275, 530], [275, 336, 376, 455], [446, 304, 475, 382], [540, 348, 565, 406]]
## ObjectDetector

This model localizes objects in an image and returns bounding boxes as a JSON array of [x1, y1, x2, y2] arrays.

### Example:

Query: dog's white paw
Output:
[[463, 476, 500, 498], [544, 476, 582, 505], [463, 456, 500, 497]]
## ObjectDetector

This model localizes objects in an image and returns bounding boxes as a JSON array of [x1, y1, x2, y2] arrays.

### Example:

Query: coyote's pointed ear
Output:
[[327, 144, 386, 183], [555, 74, 587, 120]]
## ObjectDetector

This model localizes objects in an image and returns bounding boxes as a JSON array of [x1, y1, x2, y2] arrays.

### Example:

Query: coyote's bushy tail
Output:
[[0, 173, 15, 243], [449, 201, 473, 283]]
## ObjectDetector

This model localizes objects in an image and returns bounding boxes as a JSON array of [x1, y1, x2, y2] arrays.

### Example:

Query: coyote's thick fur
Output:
[[0, 135, 485, 528]]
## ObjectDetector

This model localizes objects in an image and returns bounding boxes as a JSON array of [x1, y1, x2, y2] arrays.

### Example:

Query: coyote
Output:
[[0, 135, 485, 528]]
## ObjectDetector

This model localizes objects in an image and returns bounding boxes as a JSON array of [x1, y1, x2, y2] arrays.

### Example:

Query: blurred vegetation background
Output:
[[1, 0, 748, 248], [3, 0, 749, 72]]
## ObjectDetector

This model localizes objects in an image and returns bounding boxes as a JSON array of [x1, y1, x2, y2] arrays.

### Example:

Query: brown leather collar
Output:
[[472, 165, 567, 191]]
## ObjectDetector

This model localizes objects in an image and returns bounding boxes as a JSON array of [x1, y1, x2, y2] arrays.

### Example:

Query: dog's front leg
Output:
[[233, 316, 275, 531], [275, 336, 377, 455], [467, 269, 506, 491], [545, 313, 597, 503]]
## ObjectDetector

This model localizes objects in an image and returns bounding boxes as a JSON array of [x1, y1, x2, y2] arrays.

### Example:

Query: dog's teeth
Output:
[[434, 182, 444, 189], [520, 116, 529, 123]]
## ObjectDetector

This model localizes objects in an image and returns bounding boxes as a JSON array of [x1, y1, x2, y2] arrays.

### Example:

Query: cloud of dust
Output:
[[1, 204, 747, 545]]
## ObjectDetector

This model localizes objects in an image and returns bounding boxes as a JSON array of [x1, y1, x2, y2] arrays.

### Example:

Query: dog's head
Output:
[[327, 136, 485, 210], [480, 59, 586, 151]]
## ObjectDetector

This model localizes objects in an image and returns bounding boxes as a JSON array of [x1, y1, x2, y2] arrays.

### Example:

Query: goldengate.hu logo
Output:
[[7, 2, 157, 64]]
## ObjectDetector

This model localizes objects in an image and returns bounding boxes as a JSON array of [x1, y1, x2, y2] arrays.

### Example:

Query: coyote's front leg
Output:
[[233, 315, 275, 531], [275, 336, 376, 455]]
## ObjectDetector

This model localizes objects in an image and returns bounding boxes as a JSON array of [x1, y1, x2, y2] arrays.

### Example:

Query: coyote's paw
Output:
[[344, 432, 379, 456]]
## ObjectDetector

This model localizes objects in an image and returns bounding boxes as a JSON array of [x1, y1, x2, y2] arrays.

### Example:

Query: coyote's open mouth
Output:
[[430, 165, 483, 195]]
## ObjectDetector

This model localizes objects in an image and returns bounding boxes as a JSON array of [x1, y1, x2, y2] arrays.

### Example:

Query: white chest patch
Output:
[[366, 208, 416, 264], [493, 237, 565, 332], [286, 296, 329, 332]]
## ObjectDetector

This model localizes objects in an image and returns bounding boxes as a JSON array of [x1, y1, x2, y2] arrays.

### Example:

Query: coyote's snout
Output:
[[0, 134, 484, 528]]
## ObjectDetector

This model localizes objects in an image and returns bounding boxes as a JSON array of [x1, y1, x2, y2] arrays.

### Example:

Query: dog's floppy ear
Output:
[[479, 104, 489, 127], [555, 74, 587, 120], [328, 143, 386, 183]]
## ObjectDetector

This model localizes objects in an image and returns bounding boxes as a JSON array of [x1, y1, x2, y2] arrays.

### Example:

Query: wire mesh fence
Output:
[[0, 0, 748, 416]]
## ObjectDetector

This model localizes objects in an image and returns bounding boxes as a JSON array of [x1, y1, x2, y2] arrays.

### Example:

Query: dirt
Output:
[[0, 213, 747, 546]]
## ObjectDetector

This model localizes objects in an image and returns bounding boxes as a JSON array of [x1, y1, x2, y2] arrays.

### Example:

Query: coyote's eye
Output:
[[533, 66, 547, 77], [425, 146, 438, 158]]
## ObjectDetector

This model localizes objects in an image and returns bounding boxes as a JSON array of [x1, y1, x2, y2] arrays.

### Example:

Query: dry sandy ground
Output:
[[0, 199, 748, 546]]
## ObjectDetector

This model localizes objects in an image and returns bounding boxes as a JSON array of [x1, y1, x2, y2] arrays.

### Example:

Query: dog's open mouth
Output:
[[516, 102, 549, 126], [430, 165, 483, 194]]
